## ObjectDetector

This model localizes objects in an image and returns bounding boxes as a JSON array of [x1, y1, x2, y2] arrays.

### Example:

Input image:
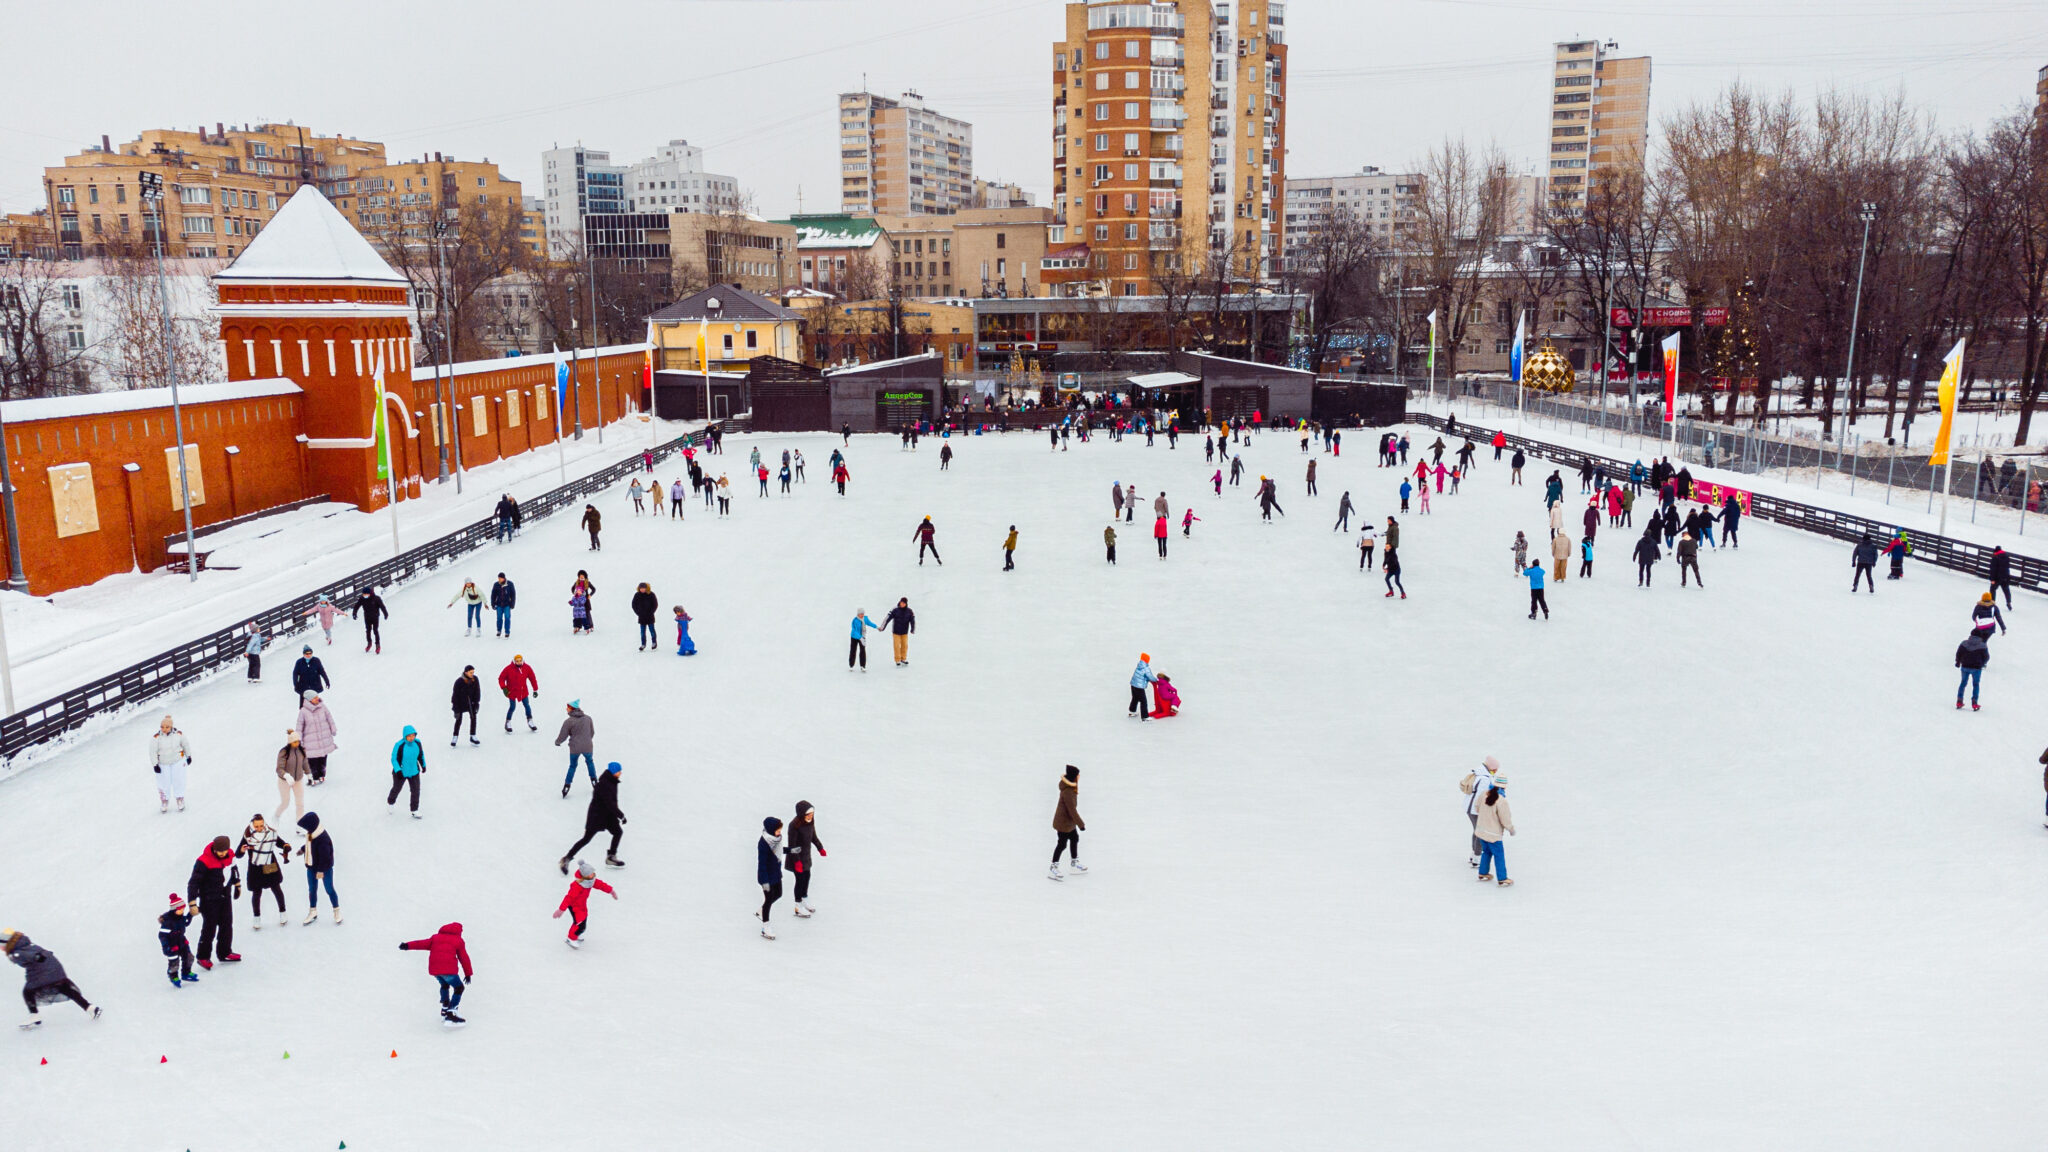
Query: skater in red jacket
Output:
[[1149, 674, 1181, 718], [397, 922, 473, 1025], [554, 861, 618, 949]]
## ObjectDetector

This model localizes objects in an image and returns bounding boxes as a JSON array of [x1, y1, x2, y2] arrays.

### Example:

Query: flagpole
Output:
[[1426, 311, 1437, 417], [554, 347, 569, 484], [375, 348, 400, 557]]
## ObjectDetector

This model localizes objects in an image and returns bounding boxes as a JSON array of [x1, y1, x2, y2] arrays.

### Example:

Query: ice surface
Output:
[[2, 425, 2044, 1150]]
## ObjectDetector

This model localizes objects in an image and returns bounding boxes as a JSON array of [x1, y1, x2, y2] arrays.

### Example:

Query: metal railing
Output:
[[1435, 381, 2044, 532], [1406, 411, 2047, 595], [0, 425, 713, 768]]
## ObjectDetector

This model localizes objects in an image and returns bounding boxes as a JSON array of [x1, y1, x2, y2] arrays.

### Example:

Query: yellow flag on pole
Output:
[[1929, 338, 1965, 466]]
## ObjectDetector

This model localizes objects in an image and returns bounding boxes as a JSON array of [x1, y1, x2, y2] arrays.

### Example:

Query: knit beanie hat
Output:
[[604, 762, 622, 775], [1064, 765, 1079, 782], [167, 893, 186, 909], [575, 860, 596, 881], [210, 835, 231, 854], [763, 816, 783, 833], [1483, 756, 1500, 772]]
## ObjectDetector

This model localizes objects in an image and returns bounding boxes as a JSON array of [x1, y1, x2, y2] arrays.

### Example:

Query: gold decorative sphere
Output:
[[1523, 340, 1575, 393]]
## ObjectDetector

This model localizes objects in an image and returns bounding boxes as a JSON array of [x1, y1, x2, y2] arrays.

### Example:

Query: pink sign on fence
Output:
[[1690, 479, 1752, 516]]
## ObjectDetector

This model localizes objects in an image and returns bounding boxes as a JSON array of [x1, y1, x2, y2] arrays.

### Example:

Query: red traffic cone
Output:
[[159, 1055, 168, 1064], [389, 1050, 397, 1058], [39, 1057, 47, 1065]]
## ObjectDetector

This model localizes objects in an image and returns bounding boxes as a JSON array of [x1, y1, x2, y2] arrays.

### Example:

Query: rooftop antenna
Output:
[[795, 185, 804, 214]]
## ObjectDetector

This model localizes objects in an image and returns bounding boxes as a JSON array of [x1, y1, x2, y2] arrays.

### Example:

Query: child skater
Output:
[[553, 860, 618, 949]]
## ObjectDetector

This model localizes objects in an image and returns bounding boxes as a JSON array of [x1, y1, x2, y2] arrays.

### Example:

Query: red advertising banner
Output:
[[1689, 479, 1752, 516], [1611, 307, 1728, 328]]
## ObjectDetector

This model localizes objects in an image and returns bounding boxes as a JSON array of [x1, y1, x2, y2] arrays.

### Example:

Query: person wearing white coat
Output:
[[150, 715, 192, 812]]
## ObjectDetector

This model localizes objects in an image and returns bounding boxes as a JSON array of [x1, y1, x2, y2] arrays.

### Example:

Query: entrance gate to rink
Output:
[[0, 426, 715, 769], [1406, 411, 2048, 596]]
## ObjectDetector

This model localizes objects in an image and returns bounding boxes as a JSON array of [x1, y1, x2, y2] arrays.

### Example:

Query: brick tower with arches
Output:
[[215, 185, 416, 511]]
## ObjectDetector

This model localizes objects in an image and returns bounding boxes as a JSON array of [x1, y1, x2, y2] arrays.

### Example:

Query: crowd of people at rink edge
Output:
[[9, 411, 2040, 1034]]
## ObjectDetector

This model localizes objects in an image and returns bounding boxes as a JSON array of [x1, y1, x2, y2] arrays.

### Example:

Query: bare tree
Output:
[[0, 257, 94, 399], [93, 239, 225, 389], [1408, 137, 1511, 379], [1281, 211, 1384, 374]]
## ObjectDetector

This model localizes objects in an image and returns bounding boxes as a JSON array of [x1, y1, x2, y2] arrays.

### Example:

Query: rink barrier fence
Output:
[[1406, 412, 2048, 595], [0, 426, 715, 767]]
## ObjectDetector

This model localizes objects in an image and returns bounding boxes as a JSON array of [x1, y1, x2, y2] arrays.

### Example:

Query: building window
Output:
[[1095, 73, 1110, 90], [1094, 225, 1109, 241], [1095, 41, 1109, 59], [1124, 102, 1140, 119], [746, 329, 758, 349], [722, 334, 734, 353], [56, 187, 74, 204], [1093, 104, 1109, 120], [995, 233, 1006, 249], [1125, 71, 1140, 88]]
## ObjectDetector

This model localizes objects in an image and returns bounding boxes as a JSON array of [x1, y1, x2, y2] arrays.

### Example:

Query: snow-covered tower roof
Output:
[[217, 185, 407, 285]]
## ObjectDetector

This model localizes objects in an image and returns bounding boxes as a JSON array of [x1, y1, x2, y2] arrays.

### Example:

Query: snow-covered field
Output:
[[3, 425, 2044, 1150]]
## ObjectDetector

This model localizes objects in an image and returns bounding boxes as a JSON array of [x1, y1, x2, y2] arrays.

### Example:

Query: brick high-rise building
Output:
[[1547, 39, 1650, 214], [1053, 0, 1289, 296], [838, 91, 974, 216]]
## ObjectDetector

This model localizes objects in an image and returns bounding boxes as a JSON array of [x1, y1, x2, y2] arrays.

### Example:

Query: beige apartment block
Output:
[[874, 206, 1054, 299], [668, 214, 796, 296], [839, 91, 974, 216], [352, 155, 524, 239], [1548, 39, 1650, 213], [1054, 0, 1289, 296]]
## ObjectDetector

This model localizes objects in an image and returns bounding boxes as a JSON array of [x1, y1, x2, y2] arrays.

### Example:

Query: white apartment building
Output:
[[1283, 166, 1420, 255], [624, 140, 740, 215], [838, 91, 975, 216], [540, 145, 626, 259]]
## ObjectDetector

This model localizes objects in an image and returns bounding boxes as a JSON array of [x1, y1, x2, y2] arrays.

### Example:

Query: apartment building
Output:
[[520, 196, 546, 258], [972, 179, 1037, 209], [351, 154, 523, 239], [39, 124, 386, 260], [625, 140, 741, 215], [1548, 39, 1651, 213], [1053, 0, 1289, 296], [838, 91, 975, 216], [1282, 166, 1420, 263], [668, 213, 795, 296], [541, 146, 627, 258]]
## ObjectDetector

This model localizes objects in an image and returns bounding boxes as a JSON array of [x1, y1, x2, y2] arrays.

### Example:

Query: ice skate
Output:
[[760, 922, 776, 940], [1972, 703, 1981, 711], [800, 900, 815, 915], [220, 952, 241, 962], [176, 798, 185, 811], [605, 855, 625, 869], [562, 783, 572, 798], [303, 909, 319, 925], [410, 811, 422, 820], [451, 738, 458, 747], [528, 721, 538, 731], [1476, 874, 1492, 882], [19, 1018, 40, 1031], [469, 736, 480, 746], [160, 798, 169, 813], [794, 904, 812, 918], [1497, 879, 1515, 887], [1048, 863, 1064, 881], [197, 957, 213, 970], [505, 723, 513, 733], [1067, 860, 1087, 874], [441, 1010, 466, 1028], [277, 912, 288, 927], [252, 918, 261, 930], [564, 936, 582, 950], [332, 908, 343, 924]]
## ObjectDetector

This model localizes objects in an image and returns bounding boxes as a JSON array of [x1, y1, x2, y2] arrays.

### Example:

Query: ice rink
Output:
[[3, 424, 2044, 1150]]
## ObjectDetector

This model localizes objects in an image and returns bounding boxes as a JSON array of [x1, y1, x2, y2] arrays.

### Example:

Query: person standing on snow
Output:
[[448, 579, 484, 636], [580, 503, 603, 550], [490, 573, 517, 637], [273, 730, 309, 822], [1956, 631, 1990, 711], [150, 714, 192, 813], [1579, 536, 1594, 579], [159, 895, 198, 987], [1182, 509, 1200, 537], [1677, 533, 1704, 588], [1970, 591, 2006, 639], [1128, 653, 1159, 720], [1633, 530, 1662, 588], [912, 516, 943, 565], [569, 571, 597, 634], [1358, 523, 1377, 571], [237, 814, 290, 928], [785, 801, 826, 916], [6, 931, 97, 1027], [629, 478, 645, 515], [498, 655, 540, 732], [1104, 525, 1118, 565], [1851, 535, 1879, 593], [1987, 546, 2013, 608], [883, 598, 916, 667], [305, 595, 340, 645], [670, 479, 687, 518], [295, 813, 339, 924], [1460, 758, 1500, 868], [631, 583, 661, 651], [397, 922, 472, 1026], [1524, 561, 1550, 620], [386, 725, 426, 818], [1549, 528, 1572, 582], [297, 692, 337, 785], [673, 606, 697, 656], [1334, 491, 1354, 533], [186, 835, 242, 968], [291, 644, 330, 702], [450, 666, 482, 747], [559, 761, 627, 871], [555, 702, 597, 797], [1885, 532, 1910, 579], [849, 609, 880, 671], [1003, 526, 1019, 571], [1510, 531, 1529, 575], [242, 622, 266, 683], [1305, 459, 1318, 496], [758, 817, 786, 940], [555, 861, 617, 949], [1050, 765, 1086, 881], [1582, 501, 1600, 544], [939, 442, 954, 471], [494, 493, 518, 542], [1720, 493, 1741, 547], [1399, 479, 1412, 514], [1153, 514, 1169, 558], [1509, 448, 1526, 485], [1474, 776, 1515, 887], [352, 586, 388, 654]]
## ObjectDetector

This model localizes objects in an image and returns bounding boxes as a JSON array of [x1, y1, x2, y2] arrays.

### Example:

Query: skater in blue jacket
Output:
[[1129, 654, 1159, 720], [673, 606, 697, 656], [848, 610, 880, 670]]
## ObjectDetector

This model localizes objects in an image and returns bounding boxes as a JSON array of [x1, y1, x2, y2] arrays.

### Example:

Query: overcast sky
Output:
[[3, 0, 2042, 221]]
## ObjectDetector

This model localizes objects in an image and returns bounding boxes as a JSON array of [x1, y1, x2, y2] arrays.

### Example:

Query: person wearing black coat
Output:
[[1661, 506, 1681, 550], [5, 931, 95, 1023], [1633, 533, 1662, 587], [560, 762, 626, 871], [1720, 495, 1742, 548], [1581, 503, 1600, 542], [489, 574, 517, 637], [1675, 467, 1694, 501], [630, 584, 661, 651], [494, 494, 518, 542], [291, 646, 330, 700], [1956, 632, 1991, 710], [1988, 547, 2014, 609], [757, 817, 785, 939], [186, 835, 241, 966], [159, 897, 198, 986], [451, 666, 482, 746], [784, 801, 826, 917], [295, 813, 339, 923], [352, 588, 388, 653], [1851, 535, 1879, 593]]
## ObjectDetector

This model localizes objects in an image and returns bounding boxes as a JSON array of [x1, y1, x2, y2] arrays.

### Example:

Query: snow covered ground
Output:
[[3, 424, 2045, 1150], [0, 415, 693, 708]]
